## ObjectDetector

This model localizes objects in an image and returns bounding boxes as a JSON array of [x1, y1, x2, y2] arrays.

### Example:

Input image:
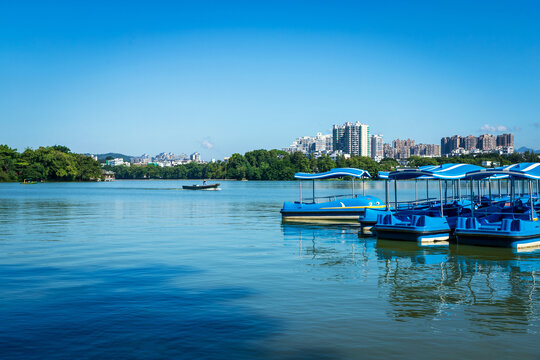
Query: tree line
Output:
[[107, 150, 398, 181], [0, 145, 102, 182], [1, 144, 538, 182], [107, 149, 539, 181]]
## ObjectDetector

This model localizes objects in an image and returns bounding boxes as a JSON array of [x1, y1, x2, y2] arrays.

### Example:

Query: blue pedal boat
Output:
[[454, 163, 540, 249], [360, 167, 447, 236], [372, 163, 485, 243], [280, 168, 385, 222], [374, 211, 452, 243]]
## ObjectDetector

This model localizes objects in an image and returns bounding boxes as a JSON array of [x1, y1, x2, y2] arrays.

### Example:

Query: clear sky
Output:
[[1, 1, 539, 159]]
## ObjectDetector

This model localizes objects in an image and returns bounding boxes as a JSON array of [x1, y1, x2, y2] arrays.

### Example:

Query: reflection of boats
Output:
[[182, 183, 221, 190], [280, 168, 385, 223], [376, 238, 449, 263], [377, 239, 539, 332]]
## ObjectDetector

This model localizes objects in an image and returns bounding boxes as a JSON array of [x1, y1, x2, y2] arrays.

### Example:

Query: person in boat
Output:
[[203, 180, 207, 185]]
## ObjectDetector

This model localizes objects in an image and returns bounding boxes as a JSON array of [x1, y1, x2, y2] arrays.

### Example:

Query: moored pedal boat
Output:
[[280, 168, 385, 223], [455, 215, 540, 249], [372, 164, 484, 243], [373, 212, 452, 243], [454, 163, 540, 249]]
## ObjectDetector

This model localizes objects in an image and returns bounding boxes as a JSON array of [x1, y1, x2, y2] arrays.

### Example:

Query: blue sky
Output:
[[1, 1, 539, 159]]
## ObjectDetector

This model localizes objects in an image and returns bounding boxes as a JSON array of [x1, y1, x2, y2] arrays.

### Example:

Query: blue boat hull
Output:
[[281, 196, 385, 222], [455, 217, 540, 249], [372, 213, 451, 244], [454, 232, 540, 249]]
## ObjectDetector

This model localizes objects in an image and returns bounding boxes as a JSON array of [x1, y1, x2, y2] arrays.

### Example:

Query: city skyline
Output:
[[1, 1, 539, 159]]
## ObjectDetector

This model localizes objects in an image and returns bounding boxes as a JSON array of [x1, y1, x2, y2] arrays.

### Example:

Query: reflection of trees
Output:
[[376, 240, 539, 334], [0, 199, 84, 239]]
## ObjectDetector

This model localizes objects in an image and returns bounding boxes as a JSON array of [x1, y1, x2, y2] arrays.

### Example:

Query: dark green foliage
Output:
[[108, 150, 539, 181], [3, 145, 537, 182], [0, 145, 102, 182]]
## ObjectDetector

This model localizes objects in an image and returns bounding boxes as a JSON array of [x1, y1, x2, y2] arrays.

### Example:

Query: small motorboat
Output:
[[182, 183, 221, 190]]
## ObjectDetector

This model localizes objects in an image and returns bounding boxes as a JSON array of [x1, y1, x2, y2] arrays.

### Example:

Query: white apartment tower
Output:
[[332, 122, 370, 157], [370, 134, 384, 162]]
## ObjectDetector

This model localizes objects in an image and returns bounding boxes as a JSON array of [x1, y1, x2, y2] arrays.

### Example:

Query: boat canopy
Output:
[[294, 167, 370, 180], [388, 163, 484, 180], [465, 163, 540, 180], [379, 165, 438, 180]]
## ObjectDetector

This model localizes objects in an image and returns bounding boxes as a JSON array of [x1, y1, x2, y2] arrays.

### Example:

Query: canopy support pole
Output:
[[470, 179, 475, 217], [426, 180, 429, 205], [299, 181, 303, 204], [385, 180, 389, 211], [439, 179, 444, 217], [529, 180, 534, 220], [444, 180, 448, 206], [488, 180, 492, 205], [362, 177, 365, 196], [313, 179, 315, 203], [458, 179, 461, 201], [415, 179, 418, 208], [511, 178, 515, 208], [394, 179, 398, 210]]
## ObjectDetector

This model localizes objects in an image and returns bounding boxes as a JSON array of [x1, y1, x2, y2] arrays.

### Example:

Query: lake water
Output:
[[0, 180, 539, 359]]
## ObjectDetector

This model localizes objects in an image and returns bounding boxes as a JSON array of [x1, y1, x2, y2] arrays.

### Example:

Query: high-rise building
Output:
[[497, 133, 514, 147], [450, 135, 462, 151], [441, 137, 451, 155], [442, 132, 514, 156], [332, 122, 370, 157], [285, 132, 332, 154], [463, 135, 478, 150], [478, 134, 497, 151], [441, 135, 463, 155], [370, 134, 384, 162], [410, 144, 441, 157]]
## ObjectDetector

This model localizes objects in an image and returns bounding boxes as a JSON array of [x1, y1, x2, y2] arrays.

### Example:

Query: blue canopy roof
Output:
[[389, 163, 485, 180], [465, 163, 540, 180], [294, 167, 370, 180]]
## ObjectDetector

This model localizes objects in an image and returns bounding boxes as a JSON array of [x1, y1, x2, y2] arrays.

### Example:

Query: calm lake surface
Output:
[[0, 180, 539, 359]]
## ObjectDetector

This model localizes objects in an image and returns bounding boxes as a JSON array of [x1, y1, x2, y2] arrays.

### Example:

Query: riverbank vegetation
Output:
[[0, 145, 102, 182], [1, 145, 537, 182], [107, 149, 539, 181]]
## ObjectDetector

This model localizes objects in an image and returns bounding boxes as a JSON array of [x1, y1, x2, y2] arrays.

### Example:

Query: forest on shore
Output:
[[1, 145, 538, 182], [105, 149, 539, 181], [0, 145, 102, 182]]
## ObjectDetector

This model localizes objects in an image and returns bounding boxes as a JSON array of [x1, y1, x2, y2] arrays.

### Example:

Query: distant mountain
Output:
[[516, 146, 540, 153], [94, 153, 133, 162]]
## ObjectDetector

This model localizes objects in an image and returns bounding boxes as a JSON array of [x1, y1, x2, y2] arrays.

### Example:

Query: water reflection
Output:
[[378, 239, 539, 334], [283, 224, 539, 335], [282, 223, 372, 279]]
